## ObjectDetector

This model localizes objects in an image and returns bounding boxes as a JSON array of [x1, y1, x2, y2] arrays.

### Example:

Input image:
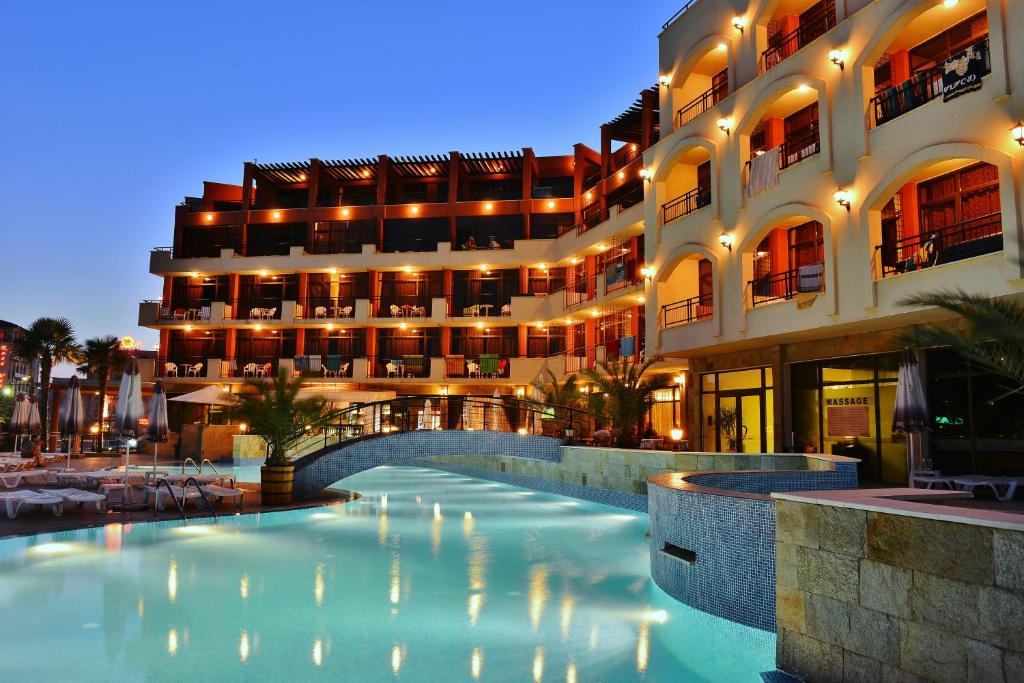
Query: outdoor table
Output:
[[181, 363, 195, 376], [330, 305, 343, 318], [478, 304, 493, 317]]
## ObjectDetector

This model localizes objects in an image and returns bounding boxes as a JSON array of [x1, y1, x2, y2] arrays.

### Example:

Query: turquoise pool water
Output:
[[0, 466, 774, 681]]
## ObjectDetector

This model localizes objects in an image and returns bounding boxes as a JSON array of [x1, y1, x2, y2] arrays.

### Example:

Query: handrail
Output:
[[675, 81, 728, 128], [199, 459, 221, 476], [181, 457, 201, 474], [758, 0, 836, 73], [660, 187, 712, 225], [749, 261, 824, 306], [182, 477, 218, 521], [661, 294, 714, 327], [874, 212, 1002, 278], [662, 0, 699, 30], [154, 478, 187, 522]]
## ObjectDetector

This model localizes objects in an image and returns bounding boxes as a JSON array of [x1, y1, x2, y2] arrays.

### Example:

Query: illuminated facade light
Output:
[[717, 117, 732, 135], [834, 188, 852, 211], [731, 16, 745, 33], [719, 231, 733, 251], [828, 49, 847, 70], [272, 210, 281, 219], [1012, 120, 1024, 146], [204, 213, 214, 222], [547, 200, 556, 209], [658, 74, 670, 87]]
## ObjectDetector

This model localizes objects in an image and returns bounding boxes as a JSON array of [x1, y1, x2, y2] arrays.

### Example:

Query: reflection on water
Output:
[[0, 466, 775, 681]]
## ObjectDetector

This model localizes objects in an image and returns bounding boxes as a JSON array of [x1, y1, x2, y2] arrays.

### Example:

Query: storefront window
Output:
[[791, 353, 902, 483], [700, 368, 774, 453]]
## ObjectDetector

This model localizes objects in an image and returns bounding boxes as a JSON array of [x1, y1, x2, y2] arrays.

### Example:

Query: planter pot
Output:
[[261, 464, 294, 506]]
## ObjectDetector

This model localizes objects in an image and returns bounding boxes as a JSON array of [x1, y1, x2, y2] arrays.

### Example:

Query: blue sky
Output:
[[0, 0, 668, 348]]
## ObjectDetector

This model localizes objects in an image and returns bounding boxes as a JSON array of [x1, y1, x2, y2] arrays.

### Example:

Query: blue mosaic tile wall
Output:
[[648, 466, 858, 633], [414, 458, 648, 512], [291, 431, 562, 500]]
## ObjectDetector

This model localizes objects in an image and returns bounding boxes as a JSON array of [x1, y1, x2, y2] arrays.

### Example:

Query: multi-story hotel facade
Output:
[[141, 0, 1023, 483]]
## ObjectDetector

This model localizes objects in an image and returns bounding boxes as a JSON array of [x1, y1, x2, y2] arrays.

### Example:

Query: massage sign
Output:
[[942, 43, 987, 101], [825, 396, 871, 438]]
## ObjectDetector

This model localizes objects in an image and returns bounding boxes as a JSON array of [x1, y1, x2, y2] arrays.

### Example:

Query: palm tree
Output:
[[582, 358, 671, 447], [532, 368, 582, 407], [13, 317, 81, 434], [900, 289, 1024, 389], [77, 336, 128, 450], [234, 369, 345, 466]]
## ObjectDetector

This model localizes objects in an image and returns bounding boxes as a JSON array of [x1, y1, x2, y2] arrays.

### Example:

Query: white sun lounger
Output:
[[0, 469, 56, 489], [142, 484, 203, 511], [201, 485, 247, 510], [49, 488, 107, 512], [0, 490, 64, 518], [953, 476, 1024, 502]]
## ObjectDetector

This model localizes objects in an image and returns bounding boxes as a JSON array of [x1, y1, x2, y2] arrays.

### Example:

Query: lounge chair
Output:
[[49, 488, 107, 512], [142, 484, 203, 511], [0, 469, 54, 489], [0, 490, 64, 518], [202, 484, 246, 510], [953, 475, 1024, 502]]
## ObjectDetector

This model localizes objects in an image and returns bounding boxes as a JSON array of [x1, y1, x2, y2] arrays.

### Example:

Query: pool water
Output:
[[0, 466, 775, 681]]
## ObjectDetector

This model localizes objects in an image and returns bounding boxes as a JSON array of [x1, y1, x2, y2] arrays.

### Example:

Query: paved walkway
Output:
[[0, 456, 355, 539]]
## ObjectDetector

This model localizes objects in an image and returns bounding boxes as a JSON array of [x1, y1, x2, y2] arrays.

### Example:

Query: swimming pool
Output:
[[0, 466, 774, 681]]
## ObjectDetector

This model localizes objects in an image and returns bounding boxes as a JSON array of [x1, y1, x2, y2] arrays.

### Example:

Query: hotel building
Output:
[[141, 0, 1024, 483]]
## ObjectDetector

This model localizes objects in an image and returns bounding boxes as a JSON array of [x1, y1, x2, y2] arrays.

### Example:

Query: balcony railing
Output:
[[749, 262, 824, 306], [870, 38, 990, 128], [661, 294, 713, 327], [293, 355, 354, 378], [564, 276, 597, 309], [235, 358, 280, 377], [744, 126, 820, 194], [370, 296, 432, 318], [604, 260, 642, 295], [759, 1, 836, 73], [444, 355, 510, 379], [158, 357, 209, 378], [369, 356, 431, 379], [675, 81, 728, 128], [876, 212, 1002, 278], [230, 299, 284, 320], [660, 186, 711, 225], [149, 300, 214, 321], [564, 346, 597, 374], [297, 298, 357, 319], [448, 297, 512, 318]]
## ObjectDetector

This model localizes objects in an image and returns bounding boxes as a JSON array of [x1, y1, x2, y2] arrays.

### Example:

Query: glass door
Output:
[[715, 392, 765, 453]]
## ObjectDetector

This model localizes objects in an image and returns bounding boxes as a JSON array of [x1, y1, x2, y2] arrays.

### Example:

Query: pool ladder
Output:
[[181, 457, 222, 476], [154, 476, 218, 524]]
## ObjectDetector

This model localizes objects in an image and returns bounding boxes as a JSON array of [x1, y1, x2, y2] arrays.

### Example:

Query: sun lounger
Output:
[[49, 488, 107, 512], [0, 490, 64, 518], [952, 475, 1024, 502], [0, 469, 55, 488], [142, 484, 203, 511], [201, 485, 247, 510]]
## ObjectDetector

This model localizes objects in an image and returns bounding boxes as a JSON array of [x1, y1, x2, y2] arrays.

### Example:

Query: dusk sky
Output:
[[0, 1, 667, 350]]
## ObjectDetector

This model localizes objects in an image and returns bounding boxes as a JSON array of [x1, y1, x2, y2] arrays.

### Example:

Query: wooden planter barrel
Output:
[[261, 464, 294, 505]]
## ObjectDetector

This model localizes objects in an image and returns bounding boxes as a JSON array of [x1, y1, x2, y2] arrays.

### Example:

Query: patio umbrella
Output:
[[9, 392, 28, 454], [420, 398, 432, 430], [461, 396, 474, 430], [114, 358, 145, 477], [146, 379, 169, 473], [26, 396, 42, 437], [59, 376, 85, 468], [893, 349, 929, 486], [486, 389, 502, 431]]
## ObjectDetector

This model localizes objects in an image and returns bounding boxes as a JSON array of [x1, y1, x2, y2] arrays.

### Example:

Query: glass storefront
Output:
[[700, 368, 774, 453], [791, 353, 904, 483]]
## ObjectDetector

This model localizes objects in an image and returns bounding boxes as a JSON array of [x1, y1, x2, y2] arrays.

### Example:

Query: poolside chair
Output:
[[953, 475, 1024, 502], [164, 362, 179, 377], [202, 484, 246, 510], [0, 490, 64, 518], [49, 488, 107, 512], [260, 363, 272, 377], [412, 306, 426, 317], [142, 484, 203, 511], [264, 307, 277, 320], [249, 308, 262, 319]]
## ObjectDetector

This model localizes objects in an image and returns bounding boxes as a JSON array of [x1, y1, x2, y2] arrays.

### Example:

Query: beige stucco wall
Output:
[[774, 497, 1024, 682]]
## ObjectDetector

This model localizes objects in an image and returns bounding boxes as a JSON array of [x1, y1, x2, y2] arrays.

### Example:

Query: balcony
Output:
[[297, 298, 357, 320], [228, 299, 284, 320], [604, 260, 642, 295], [749, 262, 824, 307], [369, 356, 431, 379], [293, 355, 354, 378], [661, 294, 713, 327], [443, 355, 510, 379], [744, 125, 820, 196], [158, 357, 211, 378], [758, 0, 836, 73], [370, 296, 432, 319], [870, 38, 989, 128], [660, 187, 711, 225], [876, 213, 1002, 278], [675, 81, 728, 129], [564, 346, 597, 374], [564, 276, 597, 310]]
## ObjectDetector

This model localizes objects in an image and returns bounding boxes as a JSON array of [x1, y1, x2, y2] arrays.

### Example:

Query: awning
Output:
[[169, 385, 240, 406]]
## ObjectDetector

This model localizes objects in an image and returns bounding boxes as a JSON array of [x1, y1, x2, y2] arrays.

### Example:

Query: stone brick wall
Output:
[[775, 499, 1024, 682]]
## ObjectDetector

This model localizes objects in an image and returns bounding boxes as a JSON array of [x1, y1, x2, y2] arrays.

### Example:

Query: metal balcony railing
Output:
[[675, 81, 728, 128], [749, 262, 824, 306], [758, 1, 836, 73], [875, 212, 1002, 278], [660, 187, 712, 225], [661, 294, 714, 327]]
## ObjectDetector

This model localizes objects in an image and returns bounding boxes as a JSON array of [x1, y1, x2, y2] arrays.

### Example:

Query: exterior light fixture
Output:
[[403, 266, 413, 273], [731, 16, 745, 33], [259, 269, 268, 276], [670, 426, 683, 442], [658, 75, 670, 88], [834, 188, 852, 211], [639, 168, 653, 182], [272, 211, 281, 219], [205, 213, 214, 222], [564, 318, 573, 325], [341, 208, 350, 217], [585, 191, 592, 202], [717, 117, 732, 135], [636, 295, 646, 303], [617, 171, 625, 180], [674, 373, 686, 385], [189, 271, 199, 278], [797, 84, 811, 93], [640, 265, 655, 279], [326, 323, 335, 330], [828, 49, 847, 70], [570, 256, 579, 265], [719, 231, 734, 251], [298, 173, 307, 181], [440, 386, 449, 396], [597, 244, 608, 252], [239, 423, 248, 433], [410, 206, 420, 215], [517, 427, 528, 435], [254, 324, 263, 331], [942, 0, 957, 6], [479, 264, 488, 272], [184, 325, 193, 332], [328, 267, 337, 274], [484, 202, 493, 211], [399, 322, 408, 330], [516, 387, 526, 397], [1012, 120, 1024, 147], [547, 200, 556, 209], [475, 321, 484, 329], [590, 309, 600, 317], [717, 42, 727, 51]]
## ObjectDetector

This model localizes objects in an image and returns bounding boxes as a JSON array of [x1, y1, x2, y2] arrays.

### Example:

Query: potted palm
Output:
[[582, 358, 671, 447], [235, 369, 344, 505]]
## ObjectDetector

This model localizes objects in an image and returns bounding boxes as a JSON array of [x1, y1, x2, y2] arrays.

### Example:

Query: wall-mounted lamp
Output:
[[828, 49, 847, 71], [719, 231, 734, 251], [640, 265, 655, 279], [834, 188, 852, 211], [440, 386, 449, 396], [205, 213, 214, 222], [272, 211, 281, 219], [639, 168, 653, 182], [674, 373, 686, 386], [1012, 120, 1024, 147], [670, 427, 684, 442], [341, 207, 350, 217], [658, 75, 671, 88], [516, 387, 526, 398], [731, 16, 745, 33], [717, 117, 732, 135]]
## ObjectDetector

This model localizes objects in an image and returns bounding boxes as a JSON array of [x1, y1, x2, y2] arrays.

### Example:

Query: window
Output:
[[788, 221, 824, 268], [919, 162, 999, 231], [698, 259, 713, 300], [909, 12, 988, 73]]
